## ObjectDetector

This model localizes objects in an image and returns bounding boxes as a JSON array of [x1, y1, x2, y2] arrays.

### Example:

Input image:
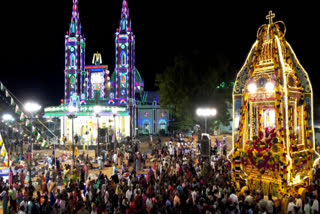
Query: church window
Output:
[[122, 18, 126, 31], [121, 75, 126, 84], [70, 76, 75, 84], [70, 54, 76, 68], [121, 52, 126, 66]]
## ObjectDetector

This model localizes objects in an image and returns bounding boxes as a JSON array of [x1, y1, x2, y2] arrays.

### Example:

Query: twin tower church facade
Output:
[[44, 0, 169, 142]]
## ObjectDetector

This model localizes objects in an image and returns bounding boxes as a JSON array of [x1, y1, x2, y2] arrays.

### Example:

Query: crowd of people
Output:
[[1, 136, 320, 213]]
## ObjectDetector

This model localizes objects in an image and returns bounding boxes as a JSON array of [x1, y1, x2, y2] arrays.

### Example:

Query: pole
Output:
[[29, 117, 33, 184], [113, 114, 116, 151], [205, 117, 208, 133], [97, 115, 100, 157], [86, 130, 89, 162], [106, 128, 108, 152], [72, 116, 75, 160], [20, 124, 23, 158]]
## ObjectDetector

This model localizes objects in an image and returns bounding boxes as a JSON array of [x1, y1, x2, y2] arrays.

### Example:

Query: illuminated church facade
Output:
[[44, 0, 169, 142]]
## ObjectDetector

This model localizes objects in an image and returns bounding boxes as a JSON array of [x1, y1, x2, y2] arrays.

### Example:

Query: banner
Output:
[[0, 134, 3, 147], [0, 134, 9, 167]]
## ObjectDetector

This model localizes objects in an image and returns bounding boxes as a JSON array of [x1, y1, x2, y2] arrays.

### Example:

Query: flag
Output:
[[15, 105, 19, 112], [5, 90, 10, 97], [25, 120, 31, 127], [0, 134, 3, 147], [3, 154, 9, 167], [1, 144, 6, 157], [20, 113, 25, 121], [33, 127, 37, 136], [0, 82, 4, 91], [10, 98, 15, 106]]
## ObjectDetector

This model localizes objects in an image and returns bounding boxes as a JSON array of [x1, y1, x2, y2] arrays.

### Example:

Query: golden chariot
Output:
[[229, 11, 320, 197]]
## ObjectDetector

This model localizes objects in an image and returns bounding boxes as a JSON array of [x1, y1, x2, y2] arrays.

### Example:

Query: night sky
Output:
[[1, 1, 319, 107]]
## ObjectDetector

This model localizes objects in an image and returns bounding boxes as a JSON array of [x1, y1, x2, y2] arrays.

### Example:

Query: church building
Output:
[[44, 0, 169, 143]]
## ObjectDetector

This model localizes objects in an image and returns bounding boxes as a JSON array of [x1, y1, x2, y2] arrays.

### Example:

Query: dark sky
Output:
[[0, 1, 319, 107]]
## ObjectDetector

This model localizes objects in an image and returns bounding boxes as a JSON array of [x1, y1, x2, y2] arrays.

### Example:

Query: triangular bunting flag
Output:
[[33, 127, 37, 136], [15, 105, 20, 113], [0, 82, 4, 91], [10, 98, 15, 106], [20, 112, 25, 122], [5, 90, 10, 97], [26, 120, 31, 127]]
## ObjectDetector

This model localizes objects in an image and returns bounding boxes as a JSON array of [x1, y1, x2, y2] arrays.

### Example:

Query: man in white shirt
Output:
[[191, 188, 197, 205], [126, 187, 133, 202], [146, 197, 153, 212], [287, 197, 295, 213], [295, 194, 302, 213], [229, 192, 238, 205], [113, 153, 118, 165], [311, 195, 319, 214], [265, 195, 274, 214], [304, 197, 311, 214]]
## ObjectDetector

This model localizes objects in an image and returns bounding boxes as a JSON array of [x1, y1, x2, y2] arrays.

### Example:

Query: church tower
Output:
[[64, 0, 86, 103], [115, 0, 136, 136], [115, 0, 135, 104]]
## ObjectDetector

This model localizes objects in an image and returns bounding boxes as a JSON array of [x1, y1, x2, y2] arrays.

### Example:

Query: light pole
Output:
[[112, 108, 118, 151], [94, 106, 102, 158], [24, 102, 41, 184], [67, 105, 77, 161], [196, 108, 217, 133]]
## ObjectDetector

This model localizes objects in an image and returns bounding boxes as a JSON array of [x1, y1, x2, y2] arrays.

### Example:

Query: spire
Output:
[[120, 0, 130, 33], [121, 0, 129, 19], [69, 0, 80, 35], [72, 0, 79, 19]]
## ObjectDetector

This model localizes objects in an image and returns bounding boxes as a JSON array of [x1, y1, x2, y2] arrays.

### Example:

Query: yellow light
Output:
[[247, 83, 257, 93], [265, 82, 274, 92]]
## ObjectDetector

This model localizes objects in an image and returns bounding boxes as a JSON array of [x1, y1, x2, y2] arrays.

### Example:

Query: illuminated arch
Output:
[[158, 119, 167, 125], [143, 119, 152, 135]]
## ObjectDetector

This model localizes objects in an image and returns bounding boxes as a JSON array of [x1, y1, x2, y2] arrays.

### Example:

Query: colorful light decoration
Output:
[[44, 0, 159, 138], [115, 0, 135, 106], [229, 11, 319, 198], [64, 0, 86, 102]]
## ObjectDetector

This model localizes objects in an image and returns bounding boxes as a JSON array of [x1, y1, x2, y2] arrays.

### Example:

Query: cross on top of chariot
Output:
[[266, 10, 275, 24]]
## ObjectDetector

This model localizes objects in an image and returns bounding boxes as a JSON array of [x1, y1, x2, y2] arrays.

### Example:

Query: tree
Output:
[[156, 50, 235, 132]]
